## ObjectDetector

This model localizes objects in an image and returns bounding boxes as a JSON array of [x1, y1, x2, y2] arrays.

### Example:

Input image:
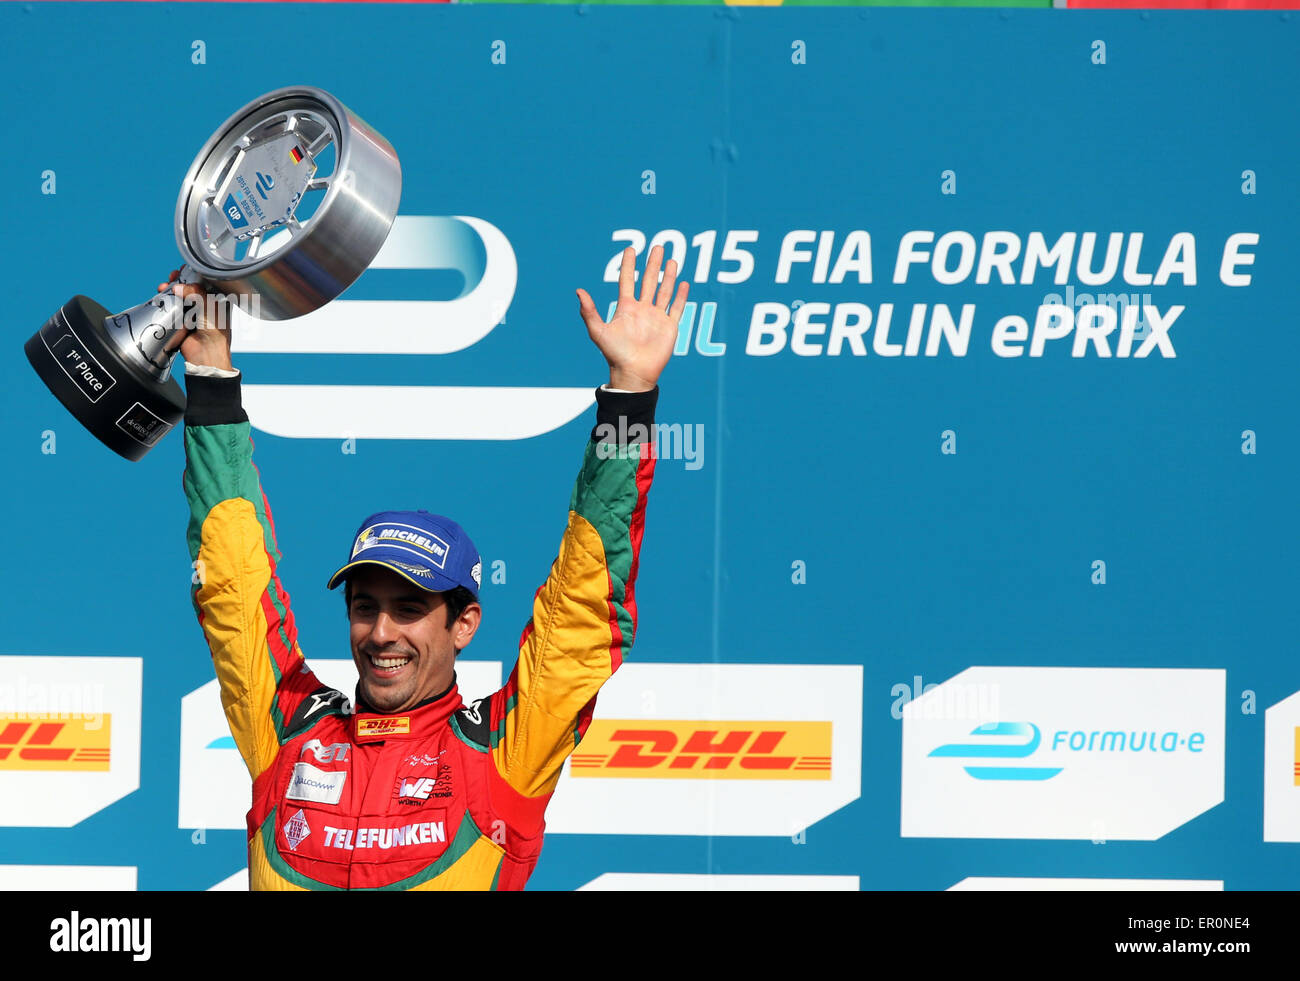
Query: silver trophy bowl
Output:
[[25, 85, 401, 460]]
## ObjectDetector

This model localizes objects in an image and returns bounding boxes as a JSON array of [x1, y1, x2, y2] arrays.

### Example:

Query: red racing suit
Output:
[[182, 372, 657, 890]]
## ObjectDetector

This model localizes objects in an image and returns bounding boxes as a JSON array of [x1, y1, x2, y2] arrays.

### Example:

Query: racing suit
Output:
[[182, 372, 657, 890]]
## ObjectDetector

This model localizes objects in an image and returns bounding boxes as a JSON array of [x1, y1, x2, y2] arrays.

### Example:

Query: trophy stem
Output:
[[101, 264, 203, 382]]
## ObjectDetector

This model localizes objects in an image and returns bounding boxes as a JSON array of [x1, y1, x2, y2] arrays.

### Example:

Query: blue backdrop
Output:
[[0, 2, 1295, 889]]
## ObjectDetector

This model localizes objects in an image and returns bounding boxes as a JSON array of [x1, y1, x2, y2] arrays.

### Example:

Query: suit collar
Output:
[[351, 676, 463, 743]]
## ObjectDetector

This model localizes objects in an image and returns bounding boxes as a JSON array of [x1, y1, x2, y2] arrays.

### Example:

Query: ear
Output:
[[452, 603, 482, 654]]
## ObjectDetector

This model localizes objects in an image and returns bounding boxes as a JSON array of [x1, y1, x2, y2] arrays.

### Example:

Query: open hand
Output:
[[576, 245, 689, 392]]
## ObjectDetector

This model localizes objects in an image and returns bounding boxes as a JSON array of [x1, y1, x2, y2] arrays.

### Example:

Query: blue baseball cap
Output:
[[327, 509, 482, 599]]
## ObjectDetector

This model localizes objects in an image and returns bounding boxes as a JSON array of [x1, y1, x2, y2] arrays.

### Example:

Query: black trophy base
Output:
[[24, 295, 186, 462]]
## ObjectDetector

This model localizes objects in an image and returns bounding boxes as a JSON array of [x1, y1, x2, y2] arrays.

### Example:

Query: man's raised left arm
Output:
[[460, 246, 688, 813]]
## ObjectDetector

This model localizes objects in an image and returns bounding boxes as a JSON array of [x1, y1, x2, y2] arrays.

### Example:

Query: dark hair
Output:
[[440, 586, 479, 627], [344, 579, 479, 629]]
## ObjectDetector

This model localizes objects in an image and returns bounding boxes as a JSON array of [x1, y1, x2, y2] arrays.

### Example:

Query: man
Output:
[[173, 245, 687, 890]]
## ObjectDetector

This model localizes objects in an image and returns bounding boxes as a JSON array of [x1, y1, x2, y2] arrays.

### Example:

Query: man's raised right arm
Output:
[[176, 279, 326, 783]]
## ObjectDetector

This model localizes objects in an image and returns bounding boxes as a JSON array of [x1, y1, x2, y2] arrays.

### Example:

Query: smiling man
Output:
[[177, 246, 687, 890], [333, 518, 483, 714]]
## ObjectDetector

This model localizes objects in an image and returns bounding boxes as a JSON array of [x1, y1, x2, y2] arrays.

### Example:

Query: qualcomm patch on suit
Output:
[[901, 666, 1224, 840]]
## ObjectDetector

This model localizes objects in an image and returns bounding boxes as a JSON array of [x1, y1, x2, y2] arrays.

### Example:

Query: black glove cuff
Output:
[[183, 372, 247, 426], [591, 385, 658, 443]]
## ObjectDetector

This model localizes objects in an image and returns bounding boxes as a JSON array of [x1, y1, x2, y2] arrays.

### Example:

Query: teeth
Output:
[[370, 655, 411, 670]]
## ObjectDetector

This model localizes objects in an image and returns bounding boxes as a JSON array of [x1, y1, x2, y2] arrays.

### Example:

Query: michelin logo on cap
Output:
[[353, 524, 450, 569], [471, 561, 482, 589]]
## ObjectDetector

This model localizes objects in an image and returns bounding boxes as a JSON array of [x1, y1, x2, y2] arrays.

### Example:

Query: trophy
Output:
[[24, 86, 401, 461]]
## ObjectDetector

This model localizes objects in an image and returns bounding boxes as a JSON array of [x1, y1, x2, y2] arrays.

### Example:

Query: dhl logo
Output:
[[358, 716, 410, 738], [1294, 727, 1299, 787], [571, 720, 831, 780], [0, 714, 111, 771]]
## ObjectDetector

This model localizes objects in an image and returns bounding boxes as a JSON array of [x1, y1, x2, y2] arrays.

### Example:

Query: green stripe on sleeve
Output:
[[570, 440, 641, 645]]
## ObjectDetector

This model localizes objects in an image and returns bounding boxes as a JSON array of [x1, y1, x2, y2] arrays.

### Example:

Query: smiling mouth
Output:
[[367, 653, 414, 677]]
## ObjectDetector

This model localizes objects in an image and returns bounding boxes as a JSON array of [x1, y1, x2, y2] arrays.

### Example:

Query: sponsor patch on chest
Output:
[[322, 813, 448, 856], [357, 716, 410, 738], [394, 767, 454, 804], [394, 749, 454, 805], [277, 808, 455, 870], [286, 762, 347, 805]]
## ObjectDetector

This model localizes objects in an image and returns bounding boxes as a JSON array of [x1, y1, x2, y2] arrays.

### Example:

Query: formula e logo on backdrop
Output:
[[900, 667, 1224, 841], [929, 721, 1210, 783], [179, 660, 501, 830], [228, 216, 597, 441], [928, 722, 1062, 781]]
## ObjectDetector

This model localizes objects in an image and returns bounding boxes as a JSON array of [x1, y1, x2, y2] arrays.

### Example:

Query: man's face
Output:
[[346, 565, 480, 714]]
